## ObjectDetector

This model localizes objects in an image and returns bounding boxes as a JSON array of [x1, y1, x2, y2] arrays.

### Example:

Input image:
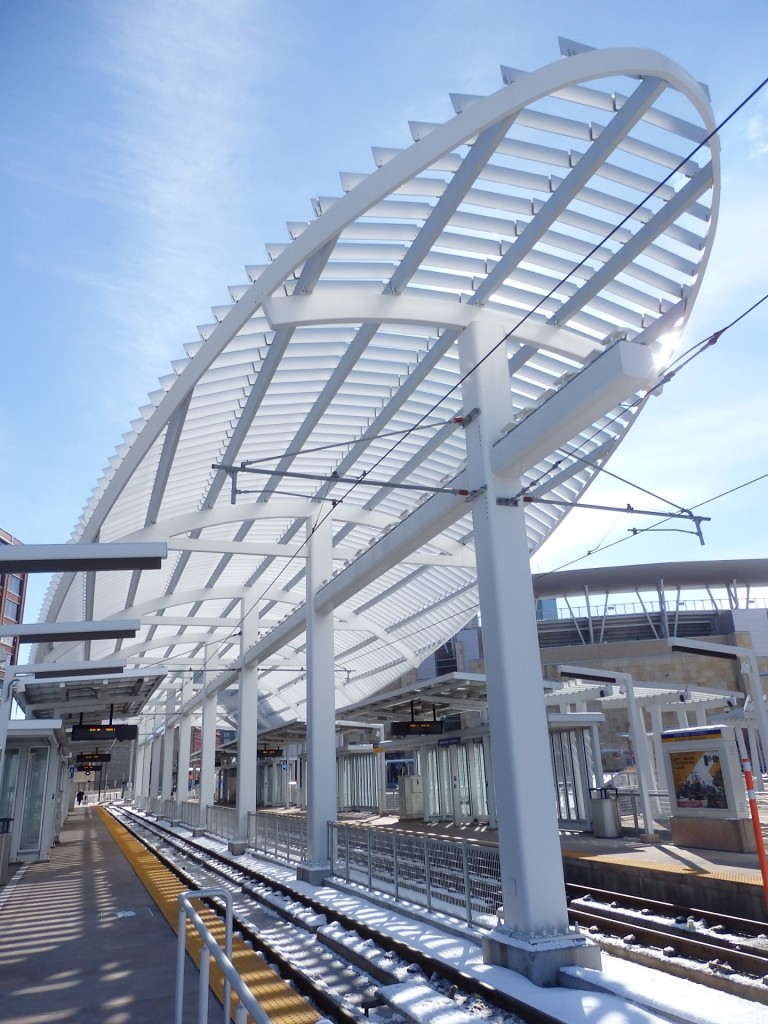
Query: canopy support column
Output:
[[176, 677, 193, 809], [199, 665, 218, 816], [161, 690, 175, 801], [149, 725, 161, 805], [234, 592, 260, 848], [459, 319, 600, 984], [298, 508, 336, 884]]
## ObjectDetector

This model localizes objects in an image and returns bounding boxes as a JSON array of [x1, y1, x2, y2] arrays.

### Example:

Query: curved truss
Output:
[[33, 43, 719, 732]]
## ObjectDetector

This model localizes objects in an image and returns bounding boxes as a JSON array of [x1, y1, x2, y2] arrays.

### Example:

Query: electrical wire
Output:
[[144, 76, 768, 691]]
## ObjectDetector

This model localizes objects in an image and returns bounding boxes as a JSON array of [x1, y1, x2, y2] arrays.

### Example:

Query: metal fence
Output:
[[179, 800, 201, 829], [615, 788, 672, 832], [206, 804, 238, 840], [329, 823, 502, 927], [248, 811, 308, 863]]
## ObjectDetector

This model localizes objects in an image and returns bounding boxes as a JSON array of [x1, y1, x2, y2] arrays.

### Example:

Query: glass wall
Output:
[[0, 748, 20, 819], [549, 728, 591, 828], [19, 746, 50, 853]]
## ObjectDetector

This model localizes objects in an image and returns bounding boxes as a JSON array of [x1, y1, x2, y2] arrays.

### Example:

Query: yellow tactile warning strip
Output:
[[562, 846, 761, 886], [97, 807, 319, 1024]]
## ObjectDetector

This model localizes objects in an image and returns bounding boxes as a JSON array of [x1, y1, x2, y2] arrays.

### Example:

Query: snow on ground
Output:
[[178, 826, 764, 1024]]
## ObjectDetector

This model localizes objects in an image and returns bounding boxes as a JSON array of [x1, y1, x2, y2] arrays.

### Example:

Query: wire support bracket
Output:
[[214, 462, 486, 503], [496, 496, 710, 545]]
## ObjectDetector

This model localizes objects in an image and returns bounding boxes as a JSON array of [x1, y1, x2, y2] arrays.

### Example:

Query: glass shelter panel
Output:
[[0, 748, 20, 819], [550, 729, 590, 827], [19, 746, 49, 853]]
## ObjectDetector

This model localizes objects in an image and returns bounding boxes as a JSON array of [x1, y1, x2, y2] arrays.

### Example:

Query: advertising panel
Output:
[[661, 725, 747, 819], [668, 749, 727, 809]]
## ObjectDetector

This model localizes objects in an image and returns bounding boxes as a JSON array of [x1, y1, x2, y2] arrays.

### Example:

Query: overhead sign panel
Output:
[[390, 720, 444, 737], [70, 724, 138, 742]]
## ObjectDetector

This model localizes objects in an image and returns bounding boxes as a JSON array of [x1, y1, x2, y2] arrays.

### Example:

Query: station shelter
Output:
[[0, 719, 69, 877]]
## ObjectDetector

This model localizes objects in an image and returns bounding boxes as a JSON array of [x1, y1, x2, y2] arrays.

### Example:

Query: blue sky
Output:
[[2, 1, 767, 619]]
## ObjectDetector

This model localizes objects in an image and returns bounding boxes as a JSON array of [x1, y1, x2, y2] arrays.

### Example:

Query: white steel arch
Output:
[[33, 43, 719, 735]]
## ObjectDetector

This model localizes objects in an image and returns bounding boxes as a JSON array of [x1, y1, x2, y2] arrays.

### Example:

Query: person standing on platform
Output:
[[76, 790, 85, 806]]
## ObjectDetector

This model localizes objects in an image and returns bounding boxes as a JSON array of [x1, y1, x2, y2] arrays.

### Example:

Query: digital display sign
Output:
[[70, 724, 138, 742], [258, 748, 283, 758], [390, 720, 444, 737], [76, 753, 111, 763]]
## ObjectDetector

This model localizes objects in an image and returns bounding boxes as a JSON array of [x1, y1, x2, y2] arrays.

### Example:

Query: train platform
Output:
[[0, 803, 764, 1024], [0, 805, 320, 1024]]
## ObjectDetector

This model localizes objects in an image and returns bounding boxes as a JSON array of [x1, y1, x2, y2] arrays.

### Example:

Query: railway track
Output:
[[567, 883, 768, 1003], [112, 806, 556, 1024], [112, 806, 767, 1020]]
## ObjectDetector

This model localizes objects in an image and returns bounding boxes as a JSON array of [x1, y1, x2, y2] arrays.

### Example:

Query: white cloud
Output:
[[746, 113, 768, 155]]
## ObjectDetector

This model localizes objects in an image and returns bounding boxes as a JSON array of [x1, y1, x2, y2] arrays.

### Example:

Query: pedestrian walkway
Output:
[[0, 805, 220, 1024]]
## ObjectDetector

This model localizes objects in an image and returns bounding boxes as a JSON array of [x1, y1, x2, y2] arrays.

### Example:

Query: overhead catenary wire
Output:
[[156, 76, 768, 690], [539, 466, 768, 579], [516, 283, 768, 511], [241, 73, 768, 559]]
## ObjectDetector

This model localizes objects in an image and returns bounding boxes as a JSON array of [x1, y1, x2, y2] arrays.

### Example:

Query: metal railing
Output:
[[180, 800, 201, 829], [614, 788, 672, 832], [207, 804, 238, 840], [248, 811, 308, 863], [329, 822, 501, 927], [175, 887, 269, 1024]]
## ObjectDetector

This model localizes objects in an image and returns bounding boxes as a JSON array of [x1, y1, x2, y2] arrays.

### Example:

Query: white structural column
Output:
[[459, 320, 600, 983], [176, 677, 193, 803], [298, 508, 337, 883], [149, 722, 162, 803], [140, 734, 153, 801], [235, 592, 260, 843], [590, 723, 605, 789], [134, 737, 147, 800], [742, 659, 767, 789], [199, 665, 218, 813], [161, 690, 175, 801], [649, 704, 665, 790], [621, 676, 657, 837]]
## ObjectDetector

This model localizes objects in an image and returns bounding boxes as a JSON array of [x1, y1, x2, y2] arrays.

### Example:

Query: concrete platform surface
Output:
[[0, 805, 219, 1024]]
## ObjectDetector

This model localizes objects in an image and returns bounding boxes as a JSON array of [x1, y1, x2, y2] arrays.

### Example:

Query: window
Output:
[[3, 598, 20, 623], [6, 575, 22, 596]]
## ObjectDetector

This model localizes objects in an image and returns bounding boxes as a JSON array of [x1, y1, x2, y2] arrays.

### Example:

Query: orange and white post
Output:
[[742, 756, 768, 914]]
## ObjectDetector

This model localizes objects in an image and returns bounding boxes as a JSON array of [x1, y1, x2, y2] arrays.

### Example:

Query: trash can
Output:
[[590, 787, 621, 838], [0, 818, 13, 885]]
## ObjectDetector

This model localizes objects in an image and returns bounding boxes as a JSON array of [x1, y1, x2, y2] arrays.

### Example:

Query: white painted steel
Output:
[[161, 690, 175, 801], [461, 319, 570, 939], [304, 510, 336, 869], [24, 48, 719, 881], [236, 593, 259, 838], [28, 47, 718, 731]]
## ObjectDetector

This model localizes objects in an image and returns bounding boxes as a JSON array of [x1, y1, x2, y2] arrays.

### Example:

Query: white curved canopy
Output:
[[31, 43, 719, 733]]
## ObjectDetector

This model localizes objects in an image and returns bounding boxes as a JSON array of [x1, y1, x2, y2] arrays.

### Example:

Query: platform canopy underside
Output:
[[30, 42, 719, 734]]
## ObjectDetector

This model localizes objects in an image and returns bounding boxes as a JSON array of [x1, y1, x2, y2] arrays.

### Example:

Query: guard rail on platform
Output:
[[329, 822, 501, 927], [206, 805, 238, 840], [175, 887, 268, 1024], [248, 811, 308, 863]]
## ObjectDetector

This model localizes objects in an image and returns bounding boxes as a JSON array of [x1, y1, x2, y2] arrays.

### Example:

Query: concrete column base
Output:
[[296, 861, 331, 886], [482, 926, 601, 987], [227, 838, 248, 856], [189, 826, 207, 837]]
